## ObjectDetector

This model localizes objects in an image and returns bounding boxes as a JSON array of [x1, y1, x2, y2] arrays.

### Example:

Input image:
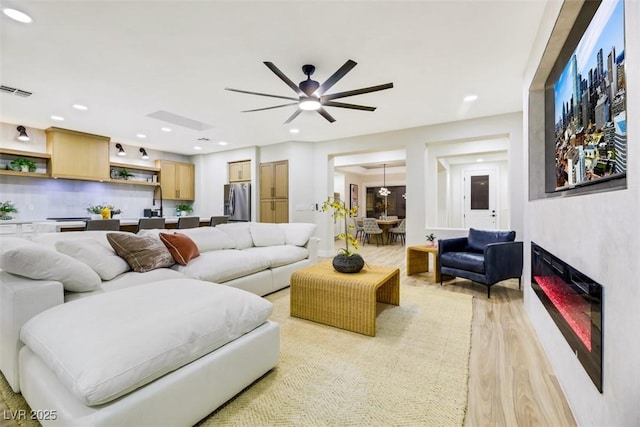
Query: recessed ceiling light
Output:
[[160, 127, 172, 132], [193, 146, 202, 150], [289, 128, 300, 134], [218, 141, 228, 146], [3, 8, 32, 23], [136, 133, 147, 139], [72, 104, 88, 111], [51, 115, 64, 121], [477, 158, 484, 162], [464, 95, 478, 102]]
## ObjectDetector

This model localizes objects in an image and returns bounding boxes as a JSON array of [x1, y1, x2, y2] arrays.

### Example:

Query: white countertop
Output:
[[29, 216, 201, 233]]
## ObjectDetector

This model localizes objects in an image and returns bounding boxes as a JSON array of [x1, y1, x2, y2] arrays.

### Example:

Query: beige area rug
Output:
[[0, 285, 473, 427], [202, 285, 473, 426]]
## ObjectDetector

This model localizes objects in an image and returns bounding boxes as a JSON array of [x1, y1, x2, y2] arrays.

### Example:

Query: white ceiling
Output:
[[0, 1, 547, 156]]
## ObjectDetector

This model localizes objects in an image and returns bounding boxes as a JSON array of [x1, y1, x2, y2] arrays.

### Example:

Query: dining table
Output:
[[375, 218, 401, 244]]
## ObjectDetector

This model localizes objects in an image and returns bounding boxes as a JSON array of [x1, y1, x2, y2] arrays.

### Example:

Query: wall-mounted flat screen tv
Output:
[[547, 0, 626, 193]]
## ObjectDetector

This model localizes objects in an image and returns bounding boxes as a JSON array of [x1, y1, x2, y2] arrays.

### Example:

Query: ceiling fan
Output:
[[225, 60, 393, 124]]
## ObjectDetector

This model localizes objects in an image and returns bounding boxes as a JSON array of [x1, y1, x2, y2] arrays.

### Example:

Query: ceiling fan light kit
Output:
[[226, 59, 393, 123]]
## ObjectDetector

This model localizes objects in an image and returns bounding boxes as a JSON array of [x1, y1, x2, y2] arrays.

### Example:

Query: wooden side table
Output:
[[406, 245, 440, 282]]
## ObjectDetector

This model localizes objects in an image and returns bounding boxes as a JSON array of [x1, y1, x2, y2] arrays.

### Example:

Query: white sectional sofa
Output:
[[0, 222, 318, 426]]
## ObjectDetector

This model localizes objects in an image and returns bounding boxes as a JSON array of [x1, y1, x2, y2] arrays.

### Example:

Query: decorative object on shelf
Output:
[[322, 196, 364, 273], [16, 126, 29, 142], [115, 143, 126, 156], [176, 203, 193, 216], [426, 233, 437, 247], [117, 168, 135, 180], [8, 157, 36, 173], [0, 201, 18, 220]]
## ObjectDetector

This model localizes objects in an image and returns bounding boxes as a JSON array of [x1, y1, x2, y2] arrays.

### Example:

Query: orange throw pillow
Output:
[[159, 232, 200, 265]]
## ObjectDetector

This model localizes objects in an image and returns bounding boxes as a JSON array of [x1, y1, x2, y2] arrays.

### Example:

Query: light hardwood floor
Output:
[[1, 243, 577, 427], [355, 242, 577, 426]]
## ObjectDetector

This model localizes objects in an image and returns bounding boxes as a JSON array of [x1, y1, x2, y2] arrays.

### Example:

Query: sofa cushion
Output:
[[278, 223, 316, 247], [467, 228, 516, 253], [0, 237, 102, 292], [172, 250, 270, 283], [175, 227, 235, 252], [20, 279, 273, 406], [215, 222, 254, 249], [440, 251, 486, 274], [250, 223, 286, 247], [243, 245, 310, 268], [159, 232, 200, 265], [55, 238, 130, 280], [107, 233, 175, 273]]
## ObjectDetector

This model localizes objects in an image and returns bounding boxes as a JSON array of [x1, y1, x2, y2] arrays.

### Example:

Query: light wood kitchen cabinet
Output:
[[46, 127, 110, 181], [259, 160, 288, 223], [260, 199, 289, 223], [228, 160, 251, 182], [155, 160, 194, 200]]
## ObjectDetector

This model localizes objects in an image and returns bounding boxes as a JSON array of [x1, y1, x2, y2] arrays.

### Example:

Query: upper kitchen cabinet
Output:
[[155, 160, 195, 200], [228, 160, 251, 183], [46, 127, 110, 181]]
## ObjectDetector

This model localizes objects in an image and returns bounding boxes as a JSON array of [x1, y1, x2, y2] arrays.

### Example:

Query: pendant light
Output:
[[378, 164, 390, 196]]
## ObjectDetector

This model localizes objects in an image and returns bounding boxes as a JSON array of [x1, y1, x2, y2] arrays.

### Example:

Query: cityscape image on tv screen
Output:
[[553, 0, 626, 190]]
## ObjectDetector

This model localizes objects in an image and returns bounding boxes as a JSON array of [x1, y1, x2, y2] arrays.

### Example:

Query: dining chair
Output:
[[389, 219, 406, 245], [354, 218, 365, 242], [362, 218, 384, 246], [177, 216, 200, 229], [136, 217, 166, 232], [84, 219, 120, 231], [209, 216, 229, 227]]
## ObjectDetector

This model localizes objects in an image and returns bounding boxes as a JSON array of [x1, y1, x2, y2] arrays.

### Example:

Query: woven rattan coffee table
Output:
[[290, 260, 400, 336]]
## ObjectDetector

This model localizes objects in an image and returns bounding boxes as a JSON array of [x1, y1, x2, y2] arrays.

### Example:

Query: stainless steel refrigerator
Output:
[[224, 183, 251, 221]]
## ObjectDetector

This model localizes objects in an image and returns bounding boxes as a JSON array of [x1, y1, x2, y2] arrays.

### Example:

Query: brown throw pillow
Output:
[[106, 233, 175, 273], [159, 232, 200, 265]]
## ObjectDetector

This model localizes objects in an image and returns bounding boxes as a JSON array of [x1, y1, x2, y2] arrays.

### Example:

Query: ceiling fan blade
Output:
[[323, 101, 376, 112], [284, 109, 302, 124], [317, 107, 336, 123], [264, 62, 303, 95], [315, 59, 357, 96], [242, 103, 298, 113], [321, 83, 394, 101], [225, 88, 298, 101]]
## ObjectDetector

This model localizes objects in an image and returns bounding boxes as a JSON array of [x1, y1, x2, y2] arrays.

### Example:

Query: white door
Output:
[[463, 169, 497, 229]]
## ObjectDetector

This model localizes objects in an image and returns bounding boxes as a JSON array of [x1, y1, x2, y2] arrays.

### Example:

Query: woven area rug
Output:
[[0, 284, 473, 427], [202, 285, 473, 426]]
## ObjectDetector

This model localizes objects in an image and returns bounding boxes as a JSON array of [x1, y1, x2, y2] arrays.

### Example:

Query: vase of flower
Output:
[[322, 196, 364, 273], [426, 233, 437, 247]]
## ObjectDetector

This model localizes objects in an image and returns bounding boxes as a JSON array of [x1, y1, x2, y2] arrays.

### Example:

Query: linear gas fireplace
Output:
[[531, 243, 603, 392]]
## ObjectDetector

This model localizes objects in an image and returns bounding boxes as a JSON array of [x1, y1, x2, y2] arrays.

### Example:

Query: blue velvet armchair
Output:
[[438, 228, 523, 298]]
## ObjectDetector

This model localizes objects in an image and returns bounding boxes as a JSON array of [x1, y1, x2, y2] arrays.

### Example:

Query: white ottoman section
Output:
[[20, 279, 273, 406]]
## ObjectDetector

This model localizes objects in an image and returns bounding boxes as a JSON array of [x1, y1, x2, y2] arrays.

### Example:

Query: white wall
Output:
[[309, 112, 523, 255], [523, 1, 639, 426]]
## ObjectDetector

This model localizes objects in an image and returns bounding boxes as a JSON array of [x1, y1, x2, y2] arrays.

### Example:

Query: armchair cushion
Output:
[[440, 252, 485, 274], [467, 228, 515, 253]]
